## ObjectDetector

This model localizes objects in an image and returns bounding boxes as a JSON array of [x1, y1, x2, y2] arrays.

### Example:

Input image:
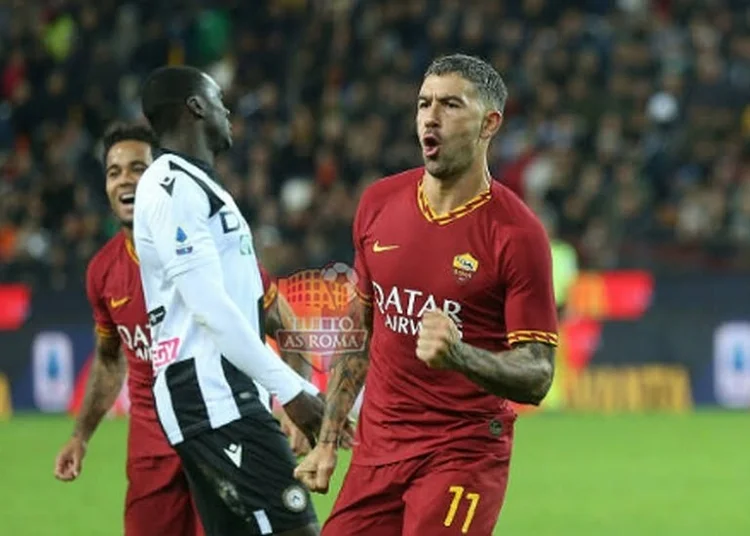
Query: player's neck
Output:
[[121, 227, 133, 242], [423, 160, 491, 216], [159, 130, 215, 168]]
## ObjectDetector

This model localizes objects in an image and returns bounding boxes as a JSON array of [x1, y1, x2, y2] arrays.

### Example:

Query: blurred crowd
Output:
[[1, 0, 749, 291]]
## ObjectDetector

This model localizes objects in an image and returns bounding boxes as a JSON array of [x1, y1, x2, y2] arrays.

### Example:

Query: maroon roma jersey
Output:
[[351, 168, 558, 466], [86, 231, 277, 459]]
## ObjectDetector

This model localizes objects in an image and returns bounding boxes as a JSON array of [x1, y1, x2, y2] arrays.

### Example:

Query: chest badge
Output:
[[452, 253, 479, 284]]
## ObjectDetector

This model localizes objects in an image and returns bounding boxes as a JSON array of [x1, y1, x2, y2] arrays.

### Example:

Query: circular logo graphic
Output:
[[321, 262, 359, 286], [282, 485, 308, 513]]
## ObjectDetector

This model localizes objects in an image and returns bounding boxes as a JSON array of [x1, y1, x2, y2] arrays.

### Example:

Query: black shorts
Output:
[[174, 413, 318, 536]]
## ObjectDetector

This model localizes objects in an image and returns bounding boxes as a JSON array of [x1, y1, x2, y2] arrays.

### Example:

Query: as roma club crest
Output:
[[452, 253, 479, 284]]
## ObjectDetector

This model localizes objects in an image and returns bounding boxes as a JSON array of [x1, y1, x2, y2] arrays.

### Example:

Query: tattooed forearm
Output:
[[319, 354, 369, 444], [73, 333, 126, 442], [265, 293, 312, 379], [445, 341, 555, 405], [318, 298, 372, 445]]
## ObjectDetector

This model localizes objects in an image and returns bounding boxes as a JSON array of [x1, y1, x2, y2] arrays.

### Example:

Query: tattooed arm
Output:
[[294, 295, 371, 492], [73, 333, 126, 442], [417, 310, 555, 405], [445, 341, 554, 405], [264, 293, 312, 380], [266, 292, 320, 455], [318, 296, 372, 445], [55, 332, 125, 481]]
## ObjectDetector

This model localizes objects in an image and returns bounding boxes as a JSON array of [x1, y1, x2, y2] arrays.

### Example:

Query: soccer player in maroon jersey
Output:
[[53, 123, 311, 535], [296, 54, 558, 535]]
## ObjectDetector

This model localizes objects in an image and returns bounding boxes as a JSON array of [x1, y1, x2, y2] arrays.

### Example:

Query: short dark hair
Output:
[[141, 65, 206, 136], [425, 54, 508, 112], [101, 122, 159, 162]]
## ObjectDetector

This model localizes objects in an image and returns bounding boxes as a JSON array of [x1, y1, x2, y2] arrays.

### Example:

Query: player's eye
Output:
[[418, 101, 429, 109]]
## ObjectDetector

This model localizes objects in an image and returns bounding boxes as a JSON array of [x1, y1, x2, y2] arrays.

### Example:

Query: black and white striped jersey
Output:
[[133, 151, 303, 445]]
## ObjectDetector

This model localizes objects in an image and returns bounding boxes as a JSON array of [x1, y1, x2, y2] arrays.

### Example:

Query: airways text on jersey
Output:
[[372, 281, 463, 337]]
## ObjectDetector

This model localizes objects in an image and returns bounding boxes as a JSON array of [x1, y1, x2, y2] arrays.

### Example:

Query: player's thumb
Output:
[[315, 470, 331, 494], [53, 454, 68, 479], [71, 452, 83, 478], [293, 460, 310, 481]]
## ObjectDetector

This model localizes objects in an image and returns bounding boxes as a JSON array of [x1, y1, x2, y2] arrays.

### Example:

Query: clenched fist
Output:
[[294, 443, 337, 494], [416, 309, 461, 369], [54, 436, 87, 481]]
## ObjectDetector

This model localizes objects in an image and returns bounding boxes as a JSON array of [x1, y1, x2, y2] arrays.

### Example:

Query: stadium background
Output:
[[1, 0, 749, 534]]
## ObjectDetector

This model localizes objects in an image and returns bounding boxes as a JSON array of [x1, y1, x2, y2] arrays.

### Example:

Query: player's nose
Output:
[[121, 170, 141, 186], [422, 106, 440, 128], [423, 115, 440, 129]]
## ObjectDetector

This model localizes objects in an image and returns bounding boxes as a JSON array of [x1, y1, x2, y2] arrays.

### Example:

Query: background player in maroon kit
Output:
[[296, 54, 558, 535], [53, 123, 308, 535], [52, 123, 204, 536]]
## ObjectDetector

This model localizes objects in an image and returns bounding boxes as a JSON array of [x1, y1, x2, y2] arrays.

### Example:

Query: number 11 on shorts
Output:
[[444, 485, 481, 534]]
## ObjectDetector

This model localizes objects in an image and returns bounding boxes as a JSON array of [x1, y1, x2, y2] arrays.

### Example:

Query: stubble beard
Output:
[[424, 149, 472, 181]]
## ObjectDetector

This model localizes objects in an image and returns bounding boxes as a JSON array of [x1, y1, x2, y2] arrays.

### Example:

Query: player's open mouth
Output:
[[119, 193, 135, 205], [422, 134, 441, 158]]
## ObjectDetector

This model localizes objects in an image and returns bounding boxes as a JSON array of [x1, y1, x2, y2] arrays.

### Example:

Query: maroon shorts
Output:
[[323, 444, 513, 536], [124, 454, 203, 536]]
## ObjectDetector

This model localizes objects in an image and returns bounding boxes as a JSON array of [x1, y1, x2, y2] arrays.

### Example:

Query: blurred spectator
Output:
[[2, 0, 750, 291]]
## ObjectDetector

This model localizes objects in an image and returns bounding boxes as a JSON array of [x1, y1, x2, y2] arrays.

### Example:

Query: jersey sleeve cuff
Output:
[[507, 330, 559, 347], [275, 381, 304, 405], [263, 283, 278, 310], [354, 285, 372, 305], [95, 324, 117, 338], [301, 379, 320, 397]]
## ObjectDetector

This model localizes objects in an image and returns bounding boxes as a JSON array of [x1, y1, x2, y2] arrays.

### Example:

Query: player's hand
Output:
[[339, 418, 356, 450], [280, 408, 313, 456], [294, 443, 337, 494], [54, 436, 87, 481], [282, 391, 325, 448], [416, 309, 461, 370]]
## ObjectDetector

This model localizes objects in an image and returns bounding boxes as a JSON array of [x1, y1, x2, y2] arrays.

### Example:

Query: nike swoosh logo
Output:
[[110, 297, 130, 309], [373, 241, 399, 253]]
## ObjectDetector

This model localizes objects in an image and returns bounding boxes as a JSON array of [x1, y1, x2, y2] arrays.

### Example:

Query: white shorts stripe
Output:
[[255, 379, 271, 413], [195, 354, 241, 429], [153, 370, 183, 444], [253, 509, 273, 535]]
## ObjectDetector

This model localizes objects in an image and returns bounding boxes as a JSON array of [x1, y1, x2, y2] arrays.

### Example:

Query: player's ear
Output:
[[186, 95, 206, 119], [480, 110, 503, 140]]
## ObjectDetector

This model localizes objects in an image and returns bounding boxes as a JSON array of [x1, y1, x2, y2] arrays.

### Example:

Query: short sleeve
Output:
[[352, 197, 373, 305], [85, 261, 116, 338], [136, 169, 218, 281], [257, 261, 278, 310], [502, 225, 558, 347]]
